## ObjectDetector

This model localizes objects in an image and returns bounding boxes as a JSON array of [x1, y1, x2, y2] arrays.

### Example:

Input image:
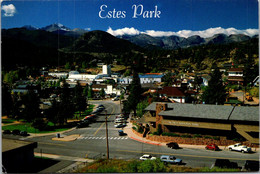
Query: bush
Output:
[[193, 134, 202, 138], [137, 126, 144, 133], [157, 124, 163, 135], [153, 132, 160, 135], [137, 159, 166, 172], [162, 132, 180, 137], [181, 134, 192, 138], [132, 126, 137, 131], [204, 136, 212, 139], [212, 136, 220, 140]]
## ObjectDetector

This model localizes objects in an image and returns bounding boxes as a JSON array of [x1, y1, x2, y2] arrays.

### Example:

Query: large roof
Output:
[[158, 87, 185, 97], [145, 102, 259, 122]]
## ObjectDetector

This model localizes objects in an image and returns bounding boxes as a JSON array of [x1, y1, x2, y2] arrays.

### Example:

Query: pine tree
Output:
[[126, 69, 142, 116], [73, 82, 87, 119], [21, 89, 41, 123], [202, 67, 227, 105]]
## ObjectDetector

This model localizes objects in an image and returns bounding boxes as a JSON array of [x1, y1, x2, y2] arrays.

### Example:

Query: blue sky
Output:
[[1, 0, 258, 37]]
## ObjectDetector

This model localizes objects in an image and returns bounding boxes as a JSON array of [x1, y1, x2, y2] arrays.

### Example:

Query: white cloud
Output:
[[85, 28, 91, 31], [107, 27, 140, 36], [107, 27, 259, 38], [1, 4, 16, 17]]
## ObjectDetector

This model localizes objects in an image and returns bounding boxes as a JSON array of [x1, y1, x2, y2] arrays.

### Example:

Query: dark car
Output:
[[76, 121, 89, 128], [20, 131, 30, 136], [242, 160, 259, 171], [97, 104, 105, 109], [166, 142, 180, 149], [12, 129, 21, 135], [205, 144, 220, 151], [118, 130, 127, 136], [211, 159, 238, 169], [3, 130, 11, 134]]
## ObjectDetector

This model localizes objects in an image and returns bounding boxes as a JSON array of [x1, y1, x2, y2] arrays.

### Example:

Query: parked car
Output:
[[228, 143, 252, 153], [241, 160, 259, 171], [205, 144, 220, 151], [76, 120, 89, 128], [114, 123, 126, 128], [114, 118, 125, 123], [112, 97, 119, 101], [20, 131, 29, 136], [12, 129, 21, 135], [166, 142, 180, 149], [140, 154, 156, 161], [96, 107, 104, 112], [97, 104, 105, 109], [3, 130, 11, 134], [211, 159, 238, 169], [118, 130, 127, 136], [160, 155, 182, 165]]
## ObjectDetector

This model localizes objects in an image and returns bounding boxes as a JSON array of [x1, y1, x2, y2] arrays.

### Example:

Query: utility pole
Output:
[[105, 110, 109, 160]]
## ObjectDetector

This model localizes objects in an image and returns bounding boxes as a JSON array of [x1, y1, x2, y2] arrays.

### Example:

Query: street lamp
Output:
[[105, 110, 109, 160]]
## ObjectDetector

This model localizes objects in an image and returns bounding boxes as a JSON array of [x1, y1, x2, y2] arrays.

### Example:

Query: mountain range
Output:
[[18, 23, 258, 49], [22, 23, 89, 38]]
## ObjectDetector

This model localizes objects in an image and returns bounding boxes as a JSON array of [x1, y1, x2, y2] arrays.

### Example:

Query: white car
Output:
[[114, 118, 125, 123], [228, 143, 252, 153], [140, 154, 157, 161]]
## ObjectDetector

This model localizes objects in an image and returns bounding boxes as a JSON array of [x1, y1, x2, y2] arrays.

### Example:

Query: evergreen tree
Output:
[[201, 67, 227, 105], [99, 88, 106, 98], [126, 70, 142, 116], [45, 98, 59, 126], [88, 86, 93, 98], [21, 89, 42, 123], [2, 83, 13, 116], [56, 79, 74, 125], [73, 82, 87, 119]]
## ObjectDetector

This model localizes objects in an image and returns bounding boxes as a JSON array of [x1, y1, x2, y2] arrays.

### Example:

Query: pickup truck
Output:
[[228, 143, 252, 153], [160, 155, 182, 165]]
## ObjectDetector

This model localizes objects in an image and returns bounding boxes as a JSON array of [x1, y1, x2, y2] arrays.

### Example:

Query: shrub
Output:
[[137, 126, 144, 133], [153, 132, 160, 135], [162, 132, 180, 137], [204, 136, 212, 139], [181, 134, 192, 138], [157, 124, 163, 135], [193, 134, 202, 138], [212, 136, 220, 140], [132, 126, 137, 131], [137, 159, 166, 172]]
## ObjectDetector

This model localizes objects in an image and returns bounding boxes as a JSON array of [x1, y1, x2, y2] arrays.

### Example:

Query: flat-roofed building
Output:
[[2, 138, 37, 173], [144, 102, 259, 144]]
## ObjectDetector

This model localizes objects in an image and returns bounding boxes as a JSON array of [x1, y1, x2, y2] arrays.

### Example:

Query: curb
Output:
[[129, 136, 163, 146]]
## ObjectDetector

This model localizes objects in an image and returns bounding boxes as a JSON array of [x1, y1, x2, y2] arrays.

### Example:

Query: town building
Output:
[[143, 102, 259, 144], [158, 87, 186, 103], [227, 68, 244, 85], [119, 73, 165, 85], [2, 139, 37, 173]]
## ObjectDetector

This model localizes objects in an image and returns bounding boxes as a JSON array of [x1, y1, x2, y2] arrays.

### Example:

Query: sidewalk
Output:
[[123, 120, 258, 151]]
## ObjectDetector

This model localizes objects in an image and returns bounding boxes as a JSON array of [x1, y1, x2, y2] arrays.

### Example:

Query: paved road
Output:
[[4, 100, 259, 172]]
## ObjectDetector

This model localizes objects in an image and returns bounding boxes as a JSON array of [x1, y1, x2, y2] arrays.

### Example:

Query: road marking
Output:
[[78, 136, 128, 140], [93, 105, 115, 136], [116, 149, 258, 161]]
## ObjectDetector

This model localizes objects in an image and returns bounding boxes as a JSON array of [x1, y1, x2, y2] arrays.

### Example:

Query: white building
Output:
[[48, 72, 68, 78], [102, 65, 111, 75]]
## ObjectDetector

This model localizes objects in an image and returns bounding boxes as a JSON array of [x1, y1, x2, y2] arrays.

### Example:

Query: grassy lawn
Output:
[[2, 122, 70, 134], [2, 118, 16, 124], [74, 104, 95, 119]]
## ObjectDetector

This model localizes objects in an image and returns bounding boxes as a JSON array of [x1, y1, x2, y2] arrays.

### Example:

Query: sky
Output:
[[1, 0, 259, 38]]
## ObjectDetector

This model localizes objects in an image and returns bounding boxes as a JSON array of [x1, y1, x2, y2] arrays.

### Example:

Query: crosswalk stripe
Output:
[[78, 136, 128, 140]]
